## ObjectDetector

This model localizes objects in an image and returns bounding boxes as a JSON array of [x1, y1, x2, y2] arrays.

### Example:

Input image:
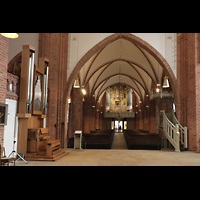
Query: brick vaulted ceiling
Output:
[[79, 37, 164, 104]]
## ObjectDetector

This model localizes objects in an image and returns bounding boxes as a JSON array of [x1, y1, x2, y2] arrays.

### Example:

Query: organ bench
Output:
[[27, 128, 67, 160]]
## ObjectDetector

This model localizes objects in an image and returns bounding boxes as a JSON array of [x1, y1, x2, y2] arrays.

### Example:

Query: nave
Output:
[[2, 33, 200, 167]]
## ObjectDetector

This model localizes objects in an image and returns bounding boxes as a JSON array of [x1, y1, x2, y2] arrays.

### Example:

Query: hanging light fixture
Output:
[[1, 33, 19, 39], [82, 88, 86, 102], [156, 62, 161, 93], [82, 88, 86, 95], [162, 76, 170, 88], [74, 77, 80, 88], [156, 84, 161, 93]]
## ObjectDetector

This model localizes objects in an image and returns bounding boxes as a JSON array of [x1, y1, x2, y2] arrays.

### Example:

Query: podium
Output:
[[74, 131, 82, 149]]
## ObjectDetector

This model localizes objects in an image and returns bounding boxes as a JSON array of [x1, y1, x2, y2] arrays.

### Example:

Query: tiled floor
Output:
[[16, 149, 200, 166], [13, 133, 200, 166], [14, 148, 200, 166]]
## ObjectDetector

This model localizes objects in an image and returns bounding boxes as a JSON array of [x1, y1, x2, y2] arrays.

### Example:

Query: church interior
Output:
[[1, 33, 200, 166]]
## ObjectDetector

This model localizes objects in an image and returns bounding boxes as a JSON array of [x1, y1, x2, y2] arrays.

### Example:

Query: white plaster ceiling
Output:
[[79, 38, 164, 104]]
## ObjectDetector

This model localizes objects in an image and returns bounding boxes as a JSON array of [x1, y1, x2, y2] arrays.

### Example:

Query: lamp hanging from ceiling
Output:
[[1, 33, 19, 39], [74, 77, 80, 88], [162, 76, 170, 88]]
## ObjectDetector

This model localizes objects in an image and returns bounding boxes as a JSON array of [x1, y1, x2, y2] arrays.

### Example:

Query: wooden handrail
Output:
[[161, 110, 180, 152], [171, 110, 188, 148]]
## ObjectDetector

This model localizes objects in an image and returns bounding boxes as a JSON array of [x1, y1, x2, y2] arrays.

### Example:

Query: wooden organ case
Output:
[[17, 45, 68, 161]]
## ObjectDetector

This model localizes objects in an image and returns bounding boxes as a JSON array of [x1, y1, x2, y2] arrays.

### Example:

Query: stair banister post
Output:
[[184, 127, 188, 148], [175, 124, 180, 152], [162, 110, 167, 148], [162, 110, 165, 131]]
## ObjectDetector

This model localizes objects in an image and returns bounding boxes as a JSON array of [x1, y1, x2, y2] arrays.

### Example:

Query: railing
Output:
[[104, 112, 135, 119], [172, 111, 188, 149], [161, 110, 180, 152], [150, 90, 174, 100]]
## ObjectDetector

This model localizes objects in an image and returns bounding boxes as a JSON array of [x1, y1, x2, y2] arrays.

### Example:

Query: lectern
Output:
[[74, 131, 82, 149]]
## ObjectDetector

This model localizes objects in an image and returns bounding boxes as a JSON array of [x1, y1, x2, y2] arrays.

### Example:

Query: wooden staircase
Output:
[[26, 128, 69, 161], [159, 110, 188, 152]]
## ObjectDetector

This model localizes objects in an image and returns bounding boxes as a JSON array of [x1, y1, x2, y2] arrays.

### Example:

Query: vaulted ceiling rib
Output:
[[79, 38, 166, 104]]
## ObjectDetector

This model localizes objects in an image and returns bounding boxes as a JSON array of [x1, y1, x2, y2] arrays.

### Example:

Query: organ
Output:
[[16, 45, 68, 161]]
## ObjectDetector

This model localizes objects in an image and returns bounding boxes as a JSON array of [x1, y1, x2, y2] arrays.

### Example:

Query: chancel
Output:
[[0, 33, 200, 166]]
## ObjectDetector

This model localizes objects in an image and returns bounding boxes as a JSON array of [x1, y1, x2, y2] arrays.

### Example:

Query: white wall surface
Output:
[[133, 33, 166, 56], [8, 33, 39, 66], [4, 99, 18, 156], [165, 33, 177, 77]]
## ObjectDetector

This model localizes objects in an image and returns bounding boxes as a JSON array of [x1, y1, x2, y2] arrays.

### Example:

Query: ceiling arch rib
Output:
[[79, 36, 167, 107], [85, 59, 156, 96], [82, 38, 159, 87], [88, 38, 153, 78], [140, 47, 164, 84], [79, 53, 97, 87], [82, 49, 103, 86], [135, 44, 159, 83]]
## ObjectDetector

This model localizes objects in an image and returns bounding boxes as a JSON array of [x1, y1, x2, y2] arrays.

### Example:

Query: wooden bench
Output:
[[46, 140, 61, 156], [83, 130, 115, 149], [124, 130, 161, 150]]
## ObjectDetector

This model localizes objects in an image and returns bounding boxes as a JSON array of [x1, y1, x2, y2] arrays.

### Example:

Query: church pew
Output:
[[83, 131, 115, 149], [124, 130, 161, 150], [68, 130, 115, 149]]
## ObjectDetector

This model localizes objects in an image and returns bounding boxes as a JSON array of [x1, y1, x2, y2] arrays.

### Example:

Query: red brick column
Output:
[[149, 100, 157, 134], [68, 88, 83, 138], [83, 84, 91, 134], [39, 33, 68, 146], [143, 108, 149, 132], [177, 33, 200, 152], [83, 106, 91, 133], [0, 35, 9, 146]]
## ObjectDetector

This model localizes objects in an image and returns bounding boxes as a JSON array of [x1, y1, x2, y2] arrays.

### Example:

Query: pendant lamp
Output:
[[74, 77, 80, 88], [163, 76, 170, 88], [1, 33, 19, 39]]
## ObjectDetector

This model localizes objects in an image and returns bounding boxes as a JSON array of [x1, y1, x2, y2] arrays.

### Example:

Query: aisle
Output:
[[111, 132, 127, 149]]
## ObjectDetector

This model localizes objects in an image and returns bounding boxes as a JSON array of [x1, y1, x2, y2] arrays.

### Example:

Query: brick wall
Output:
[[39, 33, 68, 147], [177, 33, 200, 152], [0, 35, 9, 146]]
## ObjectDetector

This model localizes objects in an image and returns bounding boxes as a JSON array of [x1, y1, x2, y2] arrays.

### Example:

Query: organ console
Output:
[[27, 128, 50, 154]]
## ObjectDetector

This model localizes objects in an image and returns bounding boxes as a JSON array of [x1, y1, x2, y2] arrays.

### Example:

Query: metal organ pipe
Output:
[[26, 51, 35, 113], [43, 66, 49, 115]]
